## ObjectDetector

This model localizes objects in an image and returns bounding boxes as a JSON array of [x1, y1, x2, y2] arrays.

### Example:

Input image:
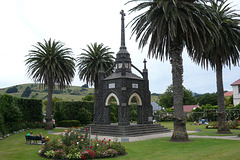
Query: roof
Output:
[[172, 105, 200, 112], [151, 102, 161, 111], [231, 79, 240, 86], [224, 91, 233, 97], [104, 72, 143, 80]]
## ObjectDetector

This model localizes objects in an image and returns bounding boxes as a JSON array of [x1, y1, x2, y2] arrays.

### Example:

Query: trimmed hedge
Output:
[[18, 98, 43, 122], [54, 101, 94, 126], [0, 94, 43, 136], [58, 120, 80, 127]]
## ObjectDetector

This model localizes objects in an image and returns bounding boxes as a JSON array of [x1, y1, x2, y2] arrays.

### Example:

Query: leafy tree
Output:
[[193, 0, 240, 133], [25, 38, 75, 130], [21, 86, 32, 98], [82, 95, 94, 102], [6, 86, 18, 93], [128, 0, 215, 141], [225, 95, 233, 107], [197, 93, 218, 106], [159, 85, 197, 108]]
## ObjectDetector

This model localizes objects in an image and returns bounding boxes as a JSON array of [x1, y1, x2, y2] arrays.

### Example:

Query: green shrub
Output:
[[18, 98, 43, 122], [39, 128, 126, 160], [58, 120, 80, 127], [54, 101, 94, 125], [6, 86, 18, 93]]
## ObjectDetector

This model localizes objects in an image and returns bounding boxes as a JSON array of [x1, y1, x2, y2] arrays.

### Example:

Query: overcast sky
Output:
[[0, 0, 240, 94]]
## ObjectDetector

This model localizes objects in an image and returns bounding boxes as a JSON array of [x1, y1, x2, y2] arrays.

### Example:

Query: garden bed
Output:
[[39, 127, 126, 159]]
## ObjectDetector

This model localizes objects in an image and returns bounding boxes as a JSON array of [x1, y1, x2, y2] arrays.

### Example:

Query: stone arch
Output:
[[128, 93, 142, 106], [105, 93, 120, 106]]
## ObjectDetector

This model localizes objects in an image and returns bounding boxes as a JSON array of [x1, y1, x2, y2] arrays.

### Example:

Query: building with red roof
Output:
[[231, 78, 240, 106], [172, 104, 200, 113], [224, 91, 233, 98]]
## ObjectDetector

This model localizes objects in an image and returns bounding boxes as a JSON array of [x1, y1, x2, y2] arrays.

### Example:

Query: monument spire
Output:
[[120, 10, 126, 49]]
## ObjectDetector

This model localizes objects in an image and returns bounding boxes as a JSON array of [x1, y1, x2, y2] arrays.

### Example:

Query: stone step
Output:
[[80, 124, 171, 137]]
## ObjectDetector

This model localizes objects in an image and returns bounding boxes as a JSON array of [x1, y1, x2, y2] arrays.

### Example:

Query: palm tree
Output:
[[77, 42, 115, 108], [128, 0, 215, 141], [25, 38, 75, 130], [193, 0, 240, 134]]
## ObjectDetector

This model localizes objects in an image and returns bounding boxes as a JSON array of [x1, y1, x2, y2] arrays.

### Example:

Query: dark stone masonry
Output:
[[82, 10, 170, 137]]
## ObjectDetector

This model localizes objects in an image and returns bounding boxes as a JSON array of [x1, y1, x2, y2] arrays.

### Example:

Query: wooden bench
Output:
[[25, 135, 45, 144]]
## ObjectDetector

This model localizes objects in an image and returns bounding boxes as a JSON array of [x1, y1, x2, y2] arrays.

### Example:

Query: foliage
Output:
[[81, 95, 94, 102], [225, 95, 233, 107], [0, 94, 23, 124], [25, 38, 75, 130], [158, 85, 197, 108], [54, 101, 94, 125], [77, 42, 115, 89], [58, 120, 80, 127], [0, 94, 43, 136], [39, 128, 126, 160], [197, 93, 218, 106], [21, 86, 32, 98], [6, 86, 18, 93], [206, 119, 240, 130], [18, 98, 43, 122], [43, 97, 63, 114]]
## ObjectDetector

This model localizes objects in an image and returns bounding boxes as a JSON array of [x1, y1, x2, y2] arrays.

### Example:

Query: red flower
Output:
[[47, 138, 49, 141], [237, 120, 239, 123], [109, 139, 111, 141], [75, 126, 78, 129], [90, 146, 93, 149], [73, 141, 75, 144], [85, 128, 88, 132], [81, 135, 83, 138]]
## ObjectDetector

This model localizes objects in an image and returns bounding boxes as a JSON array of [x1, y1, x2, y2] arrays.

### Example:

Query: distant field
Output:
[[0, 83, 160, 102], [0, 83, 94, 101]]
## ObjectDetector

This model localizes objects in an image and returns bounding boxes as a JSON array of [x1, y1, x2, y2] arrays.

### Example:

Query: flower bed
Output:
[[206, 119, 240, 129], [39, 127, 126, 159]]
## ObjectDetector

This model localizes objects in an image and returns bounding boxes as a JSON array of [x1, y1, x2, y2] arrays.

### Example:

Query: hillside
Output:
[[0, 83, 94, 101], [0, 83, 160, 102]]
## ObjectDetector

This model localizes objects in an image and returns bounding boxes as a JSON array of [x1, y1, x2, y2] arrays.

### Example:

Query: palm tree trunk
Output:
[[170, 40, 189, 142], [216, 59, 231, 134], [45, 81, 53, 130]]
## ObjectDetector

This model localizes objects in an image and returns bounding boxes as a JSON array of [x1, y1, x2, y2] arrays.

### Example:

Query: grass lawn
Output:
[[160, 121, 240, 136], [1, 128, 240, 160]]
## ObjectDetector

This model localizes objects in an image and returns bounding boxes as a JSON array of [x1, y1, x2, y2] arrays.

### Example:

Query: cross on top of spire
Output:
[[120, 10, 125, 19]]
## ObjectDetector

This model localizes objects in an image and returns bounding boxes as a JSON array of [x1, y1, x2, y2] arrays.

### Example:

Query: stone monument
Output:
[[82, 10, 170, 137], [94, 10, 153, 125]]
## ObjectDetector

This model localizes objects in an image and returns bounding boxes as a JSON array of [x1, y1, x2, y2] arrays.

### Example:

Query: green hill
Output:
[[0, 83, 94, 101], [0, 83, 160, 102]]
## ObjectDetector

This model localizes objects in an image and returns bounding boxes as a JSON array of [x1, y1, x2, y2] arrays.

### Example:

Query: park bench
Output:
[[25, 135, 45, 144]]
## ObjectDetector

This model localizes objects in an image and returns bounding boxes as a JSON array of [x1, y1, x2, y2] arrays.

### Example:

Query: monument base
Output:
[[80, 123, 170, 137]]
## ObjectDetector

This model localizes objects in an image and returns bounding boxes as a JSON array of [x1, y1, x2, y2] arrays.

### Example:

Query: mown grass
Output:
[[160, 121, 240, 136], [1, 129, 240, 160]]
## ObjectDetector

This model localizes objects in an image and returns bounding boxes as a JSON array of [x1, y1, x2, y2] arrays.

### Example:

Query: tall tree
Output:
[[25, 38, 75, 130], [193, 0, 240, 134], [128, 0, 215, 141], [77, 42, 115, 109]]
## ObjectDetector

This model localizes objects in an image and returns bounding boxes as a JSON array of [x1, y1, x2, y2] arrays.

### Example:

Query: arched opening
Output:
[[105, 93, 119, 124], [128, 93, 142, 124]]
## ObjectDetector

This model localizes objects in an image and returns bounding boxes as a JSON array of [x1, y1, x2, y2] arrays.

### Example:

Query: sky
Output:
[[0, 0, 240, 94]]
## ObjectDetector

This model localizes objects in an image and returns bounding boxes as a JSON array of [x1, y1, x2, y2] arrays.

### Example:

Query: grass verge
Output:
[[0, 129, 240, 160]]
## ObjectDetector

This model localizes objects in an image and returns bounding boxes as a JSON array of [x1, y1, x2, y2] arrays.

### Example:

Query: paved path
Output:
[[94, 131, 240, 142], [53, 130, 240, 142]]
